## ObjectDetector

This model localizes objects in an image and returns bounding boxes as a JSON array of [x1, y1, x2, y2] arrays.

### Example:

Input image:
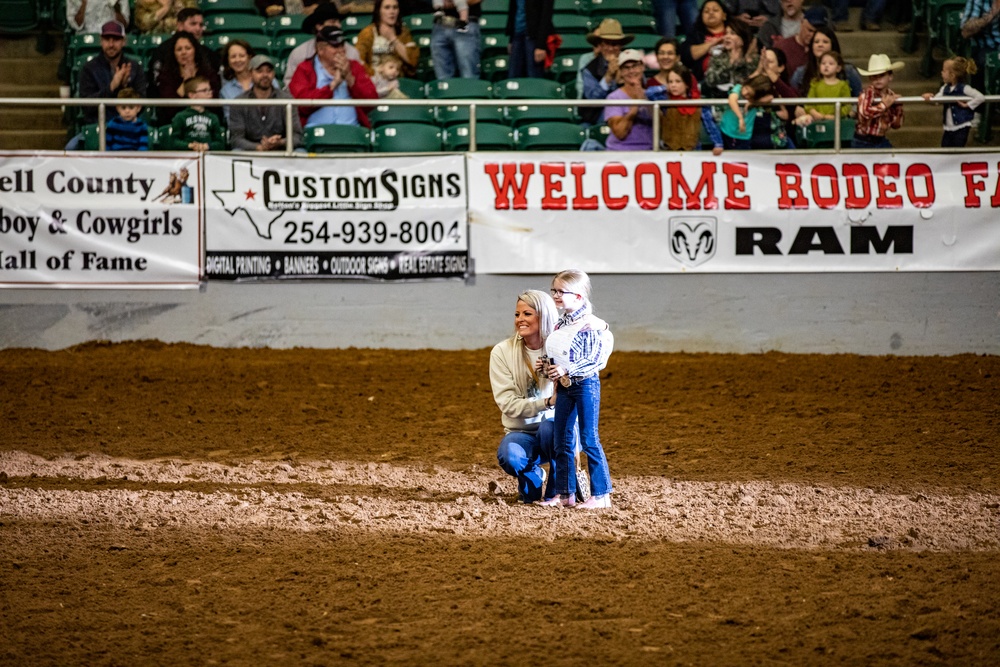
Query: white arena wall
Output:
[[2, 272, 998, 355]]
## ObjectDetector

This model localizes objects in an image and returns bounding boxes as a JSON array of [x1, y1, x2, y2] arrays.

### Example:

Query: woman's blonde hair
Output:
[[511, 289, 558, 396]]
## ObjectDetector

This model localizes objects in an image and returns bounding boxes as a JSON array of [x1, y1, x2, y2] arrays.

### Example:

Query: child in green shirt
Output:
[[168, 76, 226, 152]]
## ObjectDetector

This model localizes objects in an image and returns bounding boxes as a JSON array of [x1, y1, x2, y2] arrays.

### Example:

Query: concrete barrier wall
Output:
[[1, 272, 998, 355]]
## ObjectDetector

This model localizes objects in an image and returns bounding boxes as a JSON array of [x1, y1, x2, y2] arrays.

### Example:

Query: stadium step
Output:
[[0, 34, 65, 150]]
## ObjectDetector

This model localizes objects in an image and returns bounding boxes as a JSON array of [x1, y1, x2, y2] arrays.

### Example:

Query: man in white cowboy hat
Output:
[[852, 53, 904, 149], [579, 18, 635, 126]]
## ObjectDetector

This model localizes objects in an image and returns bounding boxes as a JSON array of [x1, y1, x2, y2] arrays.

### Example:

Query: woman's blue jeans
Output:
[[508, 33, 545, 78], [497, 418, 581, 502], [553, 375, 612, 497]]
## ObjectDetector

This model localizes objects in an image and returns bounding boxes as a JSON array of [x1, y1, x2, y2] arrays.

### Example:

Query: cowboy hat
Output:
[[858, 53, 905, 76], [586, 18, 635, 46], [303, 2, 344, 35]]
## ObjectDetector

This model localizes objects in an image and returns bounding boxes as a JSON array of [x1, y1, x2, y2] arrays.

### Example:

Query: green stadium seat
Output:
[[80, 123, 101, 150], [304, 124, 371, 153], [943, 10, 970, 58], [425, 78, 493, 99], [480, 0, 510, 14], [514, 121, 587, 150], [266, 14, 306, 36], [588, 0, 650, 17], [434, 102, 507, 127], [397, 77, 426, 99], [794, 118, 856, 148], [203, 33, 273, 57], [917, 0, 966, 77], [976, 51, 1000, 143], [550, 52, 587, 84], [630, 33, 662, 52], [493, 77, 564, 100], [505, 103, 578, 127], [616, 15, 658, 34], [406, 13, 436, 34], [340, 15, 366, 35], [367, 103, 437, 128], [443, 124, 515, 151], [481, 34, 510, 59], [201, 0, 258, 15], [555, 33, 595, 55], [477, 14, 507, 35], [68, 32, 102, 58], [205, 14, 267, 35], [272, 33, 312, 59], [0, 0, 39, 33], [372, 123, 443, 152], [480, 54, 510, 82], [587, 123, 611, 147], [553, 0, 589, 15], [552, 14, 593, 35]]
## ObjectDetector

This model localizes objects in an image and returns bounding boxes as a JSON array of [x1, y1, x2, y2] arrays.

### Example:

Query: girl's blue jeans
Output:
[[553, 375, 612, 497]]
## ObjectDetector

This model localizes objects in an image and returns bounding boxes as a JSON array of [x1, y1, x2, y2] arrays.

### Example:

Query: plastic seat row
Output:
[[305, 121, 591, 152]]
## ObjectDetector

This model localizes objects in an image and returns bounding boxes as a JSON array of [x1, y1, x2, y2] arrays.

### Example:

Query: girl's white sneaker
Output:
[[537, 494, 575, 507], [576, 494, 611, 509]]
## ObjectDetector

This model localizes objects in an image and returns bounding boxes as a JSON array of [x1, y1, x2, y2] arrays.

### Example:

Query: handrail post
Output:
[[834, 101, 841, 152], [652, 101, 660, 152], [285, 102, 294, 156], [469, 102, 477, 152], [97, 103, 106, 152]]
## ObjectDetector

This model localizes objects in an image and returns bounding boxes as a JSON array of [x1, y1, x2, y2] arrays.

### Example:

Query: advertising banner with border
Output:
[[203, 154, 470, 281], [0, 153, 202, 288], [467, 152, 1000, 274]]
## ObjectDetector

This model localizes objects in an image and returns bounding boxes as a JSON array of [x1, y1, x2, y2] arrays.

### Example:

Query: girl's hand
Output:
[[547, 364, 567, 381], [921, 92, 934, 101], [738, 118, 745, 133]]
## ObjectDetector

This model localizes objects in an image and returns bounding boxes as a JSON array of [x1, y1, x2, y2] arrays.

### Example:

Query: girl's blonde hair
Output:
[[946, 57, 978, 81], [511, 289, 558, 395], [553, 269, 592, 303]]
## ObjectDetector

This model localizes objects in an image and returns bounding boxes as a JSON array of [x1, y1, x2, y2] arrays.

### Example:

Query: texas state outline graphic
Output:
[[211, 159, 285, 239]]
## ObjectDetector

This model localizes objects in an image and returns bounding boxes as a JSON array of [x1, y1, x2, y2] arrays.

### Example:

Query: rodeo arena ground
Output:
[[3, 5, 1000, 665]]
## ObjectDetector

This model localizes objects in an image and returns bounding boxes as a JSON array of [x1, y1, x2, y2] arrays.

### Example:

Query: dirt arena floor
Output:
[[2, 343, 999, 666]]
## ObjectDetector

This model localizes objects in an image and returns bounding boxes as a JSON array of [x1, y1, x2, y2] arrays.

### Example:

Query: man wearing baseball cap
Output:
[[289, 26, 378, 129], [579, 18, 635, 126], [73, 21, 147, 127], [283, 2, 362, 88], [229, 54, 303, 152]]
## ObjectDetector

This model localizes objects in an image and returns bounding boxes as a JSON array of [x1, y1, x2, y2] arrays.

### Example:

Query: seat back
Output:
[[304, 124, 371, 153], [514, 122, 587, 150], [372, 123, 443, 152]]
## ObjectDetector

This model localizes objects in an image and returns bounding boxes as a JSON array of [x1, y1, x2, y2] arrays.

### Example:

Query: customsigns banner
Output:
[[467, 152, 1000, 273], [204, 154, 469, 281], [0, 153, 202, 288]]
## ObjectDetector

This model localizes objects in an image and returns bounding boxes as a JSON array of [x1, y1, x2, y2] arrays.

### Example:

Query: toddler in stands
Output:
[[720, 74, 787, 149], [803, 51, 853, 121], [106, 88, 149, 151], [922, 57, 985, 148], [372, 54, 408, 99], [852, 53, 904, 149]]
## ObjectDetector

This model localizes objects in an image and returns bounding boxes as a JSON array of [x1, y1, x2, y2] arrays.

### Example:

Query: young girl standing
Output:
[[921, 57, 985, 148], [538, 269, 614, 509], [804, 51, 853, 121]]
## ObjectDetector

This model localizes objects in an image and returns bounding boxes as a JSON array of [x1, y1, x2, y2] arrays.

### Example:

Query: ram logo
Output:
[[669, 217, 716, 267]]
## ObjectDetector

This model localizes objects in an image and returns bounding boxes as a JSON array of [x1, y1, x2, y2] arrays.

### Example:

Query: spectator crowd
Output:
[[62, 0, 1000, 152]]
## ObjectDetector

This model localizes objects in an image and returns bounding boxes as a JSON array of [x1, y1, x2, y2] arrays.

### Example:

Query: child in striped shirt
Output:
[[106, 88, 149, 151]]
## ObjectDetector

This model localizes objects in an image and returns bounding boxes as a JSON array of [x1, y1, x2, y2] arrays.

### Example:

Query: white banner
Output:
[[204, 154, 470, 281], [467, 152, 1000, 273], [0, 153, 202, 288]]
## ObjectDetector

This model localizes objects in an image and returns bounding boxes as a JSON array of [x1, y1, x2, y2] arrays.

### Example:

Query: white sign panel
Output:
[[467, 152, 1000, 273], [204, 154, 470, 281], [0, 153, 202, 288]]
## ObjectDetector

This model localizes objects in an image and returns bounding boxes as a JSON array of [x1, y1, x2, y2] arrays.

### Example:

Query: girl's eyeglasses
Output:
[[550, 289, 579, 297]]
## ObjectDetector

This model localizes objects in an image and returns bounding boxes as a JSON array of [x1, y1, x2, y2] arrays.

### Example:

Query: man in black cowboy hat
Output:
[[579, 18, 635, 126], [283, 2, 362, 87]]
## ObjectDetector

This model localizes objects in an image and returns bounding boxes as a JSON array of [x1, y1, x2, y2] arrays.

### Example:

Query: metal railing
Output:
[[1, 94, 995, 153]]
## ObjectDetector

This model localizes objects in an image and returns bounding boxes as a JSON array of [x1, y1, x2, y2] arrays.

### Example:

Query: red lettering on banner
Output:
[[602, 162, 628, 210], [810, 163, 840, 209], [874, 164, 903, 208], [540, 163, 566, 210], [722, 162, 749, 209], [666, 162, 718, 210], [634, 162, 662, 210], [962, 162, 989, 207], [570, 162, 599, 209], [484, 163, 534, 210], [843, 163, 871, 208], [904, 163, 935, 208], [775, 164, 808, 209]]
